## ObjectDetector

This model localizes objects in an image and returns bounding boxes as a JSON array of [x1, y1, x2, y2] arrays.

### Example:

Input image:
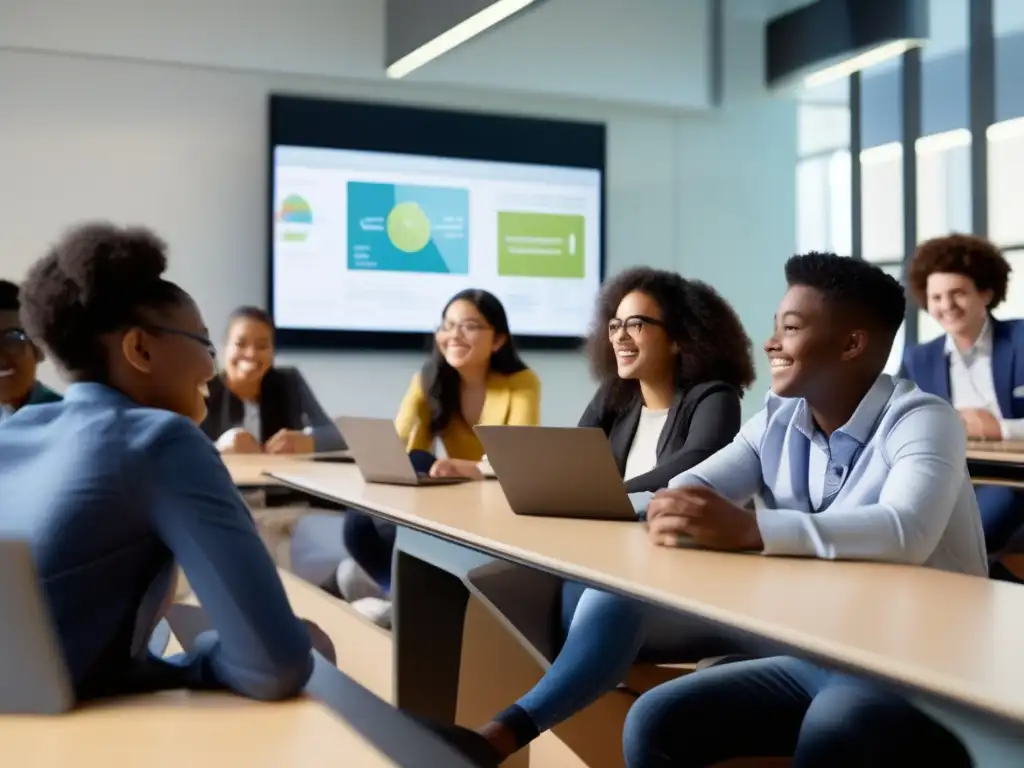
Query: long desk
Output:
[[0, 567, 467, 767], [967, 441, 1024, 489], [266, 463, 1024, 766]]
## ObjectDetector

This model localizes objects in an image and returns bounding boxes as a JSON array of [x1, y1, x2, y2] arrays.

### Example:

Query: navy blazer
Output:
[[0, 383, 313, 702], [902, 317, 1024, 420]]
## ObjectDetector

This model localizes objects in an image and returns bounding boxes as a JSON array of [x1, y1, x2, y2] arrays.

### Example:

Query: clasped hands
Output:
[[958, 408, 1002, 441], [647, 486, 763, 552]]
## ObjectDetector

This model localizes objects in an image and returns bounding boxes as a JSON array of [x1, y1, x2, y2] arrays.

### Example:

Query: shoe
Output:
[[351, 597, 393, 629], [336, 558, 386, 602]]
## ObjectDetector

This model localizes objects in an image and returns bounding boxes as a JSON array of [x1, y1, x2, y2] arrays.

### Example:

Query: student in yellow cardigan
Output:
[[340, 289, 540, 626]]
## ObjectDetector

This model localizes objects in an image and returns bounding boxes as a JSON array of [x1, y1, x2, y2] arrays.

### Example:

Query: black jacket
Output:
[[577, 380, 742, 493]]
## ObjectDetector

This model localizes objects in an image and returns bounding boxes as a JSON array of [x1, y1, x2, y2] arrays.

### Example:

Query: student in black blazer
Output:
[[450, 268, 758, 766], [200, 307, 344, 454]]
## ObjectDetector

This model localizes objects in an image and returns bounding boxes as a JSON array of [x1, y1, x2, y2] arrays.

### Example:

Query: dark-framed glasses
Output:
[[143, 324, 217, 358], [607, 315, 664, 338], [436, 320, 491, 337], [0, 328, 31, 354]]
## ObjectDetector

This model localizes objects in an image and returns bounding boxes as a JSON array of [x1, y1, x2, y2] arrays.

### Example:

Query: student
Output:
[[338, 288, 541, 626], [0, 279, 61, 423], [201, 306, 344, 454], [463, 268, 757, 763], [0, 223, 315, 702], [621, 253, 983, 767], [901, 234, 1024, 554]]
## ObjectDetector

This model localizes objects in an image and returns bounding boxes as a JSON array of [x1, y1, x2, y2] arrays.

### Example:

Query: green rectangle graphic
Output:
[[496, 212, 585, 278]]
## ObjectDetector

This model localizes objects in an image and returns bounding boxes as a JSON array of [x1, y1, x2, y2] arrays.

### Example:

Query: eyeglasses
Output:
[[143, 324, 217, 358], [607, 315, 664, 338], [0, 328, 31, 354], [436, 321, 491, 337]]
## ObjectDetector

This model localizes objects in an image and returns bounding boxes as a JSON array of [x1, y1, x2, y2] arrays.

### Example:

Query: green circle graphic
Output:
[[386, 202, 432, 253]]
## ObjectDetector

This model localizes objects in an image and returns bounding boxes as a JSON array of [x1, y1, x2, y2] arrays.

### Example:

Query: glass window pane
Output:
[[797, 157, 829, 253], [916, 138, 972, 241], [995, 0, 1024, 124], [861, 147, 904, 262], [917, 310, 945, 345], [798, 104, 851, 155], [921, 0, 969, 135], [829, 151, 852, 255], [988, 126, 1024, 246], [861, 59, 903, 264]]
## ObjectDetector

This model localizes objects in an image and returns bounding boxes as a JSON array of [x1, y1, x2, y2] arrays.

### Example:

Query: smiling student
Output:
[[0, 279, 61, 422], [337, 288, 540, 626], [200, 306, 344, 455], [462, 268, 756, 764], [901, 234, 1024, 554], [0, 223, 315, 701], [621, 252, 983, 767]]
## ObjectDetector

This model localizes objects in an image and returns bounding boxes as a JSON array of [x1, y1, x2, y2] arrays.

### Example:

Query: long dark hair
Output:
[[586, 267, 755, 411], [421, 289, 528, 435]]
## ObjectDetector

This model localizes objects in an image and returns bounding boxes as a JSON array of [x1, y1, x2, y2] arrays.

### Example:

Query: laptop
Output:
[[0, 538, 74, 714], [334, 416, 471, 486], [474, 426, 639, 520]]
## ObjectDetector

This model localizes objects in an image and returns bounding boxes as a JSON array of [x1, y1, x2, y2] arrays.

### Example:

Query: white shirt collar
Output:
[[945, 318, 992, 359]]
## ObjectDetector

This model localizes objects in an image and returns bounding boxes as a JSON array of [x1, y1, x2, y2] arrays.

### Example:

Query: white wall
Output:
[[0, 1, 796, 424]]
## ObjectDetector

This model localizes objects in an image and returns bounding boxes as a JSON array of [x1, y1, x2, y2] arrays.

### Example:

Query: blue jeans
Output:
[[976, 485, 1024, 553], [342, 449, 437, 593], [623, 656, 971, 767], [495, 583, 746, 745]]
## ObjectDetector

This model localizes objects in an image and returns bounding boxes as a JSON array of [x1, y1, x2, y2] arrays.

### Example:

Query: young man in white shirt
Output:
[[624, 253, 983, 767], [901, 234, 1024, 555]]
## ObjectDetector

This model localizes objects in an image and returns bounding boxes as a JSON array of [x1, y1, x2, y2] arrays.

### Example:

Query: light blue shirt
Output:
[[642, 375, 988, 576]]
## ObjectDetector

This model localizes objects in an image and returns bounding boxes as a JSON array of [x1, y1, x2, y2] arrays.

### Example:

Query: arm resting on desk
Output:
[[751, 404, 967, 563], [146, 422, 314, 700]]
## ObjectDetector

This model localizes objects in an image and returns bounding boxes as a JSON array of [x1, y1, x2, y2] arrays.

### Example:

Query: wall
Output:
[[0, 1, 796, 424]]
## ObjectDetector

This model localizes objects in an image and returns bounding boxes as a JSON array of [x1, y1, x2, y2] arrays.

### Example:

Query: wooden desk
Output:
[[267, 463, 1024, 765], [966, 441, 1024, 488], [222, 451, 352, 488], [0, 566, 465, 768]]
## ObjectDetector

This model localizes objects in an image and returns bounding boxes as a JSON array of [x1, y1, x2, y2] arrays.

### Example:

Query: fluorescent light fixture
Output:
[[386, 0, 538, 79], [803, 39, 922, 89]]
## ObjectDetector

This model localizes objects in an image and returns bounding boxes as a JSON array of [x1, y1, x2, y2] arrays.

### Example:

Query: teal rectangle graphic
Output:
[[347, 181, 469, 274]]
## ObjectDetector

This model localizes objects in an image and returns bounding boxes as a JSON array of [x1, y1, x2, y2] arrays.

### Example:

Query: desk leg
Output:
[[393, 547, 469, 723]]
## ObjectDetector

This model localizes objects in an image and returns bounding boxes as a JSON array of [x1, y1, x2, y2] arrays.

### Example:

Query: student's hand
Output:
[[265, 429, 315, 455], [959, 408, 1002, 440], [429, 458, 483, 480], [647, 486, 763, 552], [218, 429, 262, 454]]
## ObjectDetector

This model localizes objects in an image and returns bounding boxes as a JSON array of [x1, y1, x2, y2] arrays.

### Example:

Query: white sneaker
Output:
[[335, 558, 385, 603], [351, 597, 393, 629]]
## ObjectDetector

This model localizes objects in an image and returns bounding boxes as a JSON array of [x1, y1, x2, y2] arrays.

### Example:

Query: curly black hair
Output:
[[907, 234, 1010, 310], [20, 222, 189, 381], [785, 252, 906, 343], [587, 267, 755, 410], [0, 279, 19, 312]]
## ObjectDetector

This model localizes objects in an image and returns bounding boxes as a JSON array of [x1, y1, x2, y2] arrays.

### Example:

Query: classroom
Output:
[[3, 0, 1024, 766]]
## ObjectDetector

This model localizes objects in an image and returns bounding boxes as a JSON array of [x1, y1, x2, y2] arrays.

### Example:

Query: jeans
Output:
[[623, 656, 971, 767], [495, 582, 747, 745], [975, 484, 1024, 553], [341, 449, 436, 594]]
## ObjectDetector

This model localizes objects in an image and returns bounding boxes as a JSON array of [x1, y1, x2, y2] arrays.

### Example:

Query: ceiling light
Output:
[[803, 39, 922, 89], [386, 0, 538, 79]]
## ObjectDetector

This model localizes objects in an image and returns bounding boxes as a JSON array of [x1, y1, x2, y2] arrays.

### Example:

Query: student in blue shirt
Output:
[[623, 253, 982, 767], [0, 279, 61, 423], [0, 222, 316, 702]]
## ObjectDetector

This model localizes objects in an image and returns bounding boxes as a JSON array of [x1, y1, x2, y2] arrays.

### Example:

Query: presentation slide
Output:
[[271, 146, 602, 338]]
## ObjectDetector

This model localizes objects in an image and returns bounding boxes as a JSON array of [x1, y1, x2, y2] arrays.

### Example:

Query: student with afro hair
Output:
[[0, 278, 61, 423], [902, 234, 1024, 554], [0, 222, 317, 702]]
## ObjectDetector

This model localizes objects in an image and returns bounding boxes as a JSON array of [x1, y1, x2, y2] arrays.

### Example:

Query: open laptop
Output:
[[0, 538, 74, 714], [334, 416, 471, 486], [475, 426, 640, 520]]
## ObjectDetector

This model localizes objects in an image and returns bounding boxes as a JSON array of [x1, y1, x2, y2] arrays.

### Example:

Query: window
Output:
[[860, 58, 903, 265], [882, 263, 906, 376], [796, 85, 851, 255]]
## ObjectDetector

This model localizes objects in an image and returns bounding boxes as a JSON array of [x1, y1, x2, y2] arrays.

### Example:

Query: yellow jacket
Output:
[[395, 368, 541, 460]]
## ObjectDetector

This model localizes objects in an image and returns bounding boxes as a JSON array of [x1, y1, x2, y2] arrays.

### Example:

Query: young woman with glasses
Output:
[[334, 288, 540, 627], [447, 267, 758, 766]]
